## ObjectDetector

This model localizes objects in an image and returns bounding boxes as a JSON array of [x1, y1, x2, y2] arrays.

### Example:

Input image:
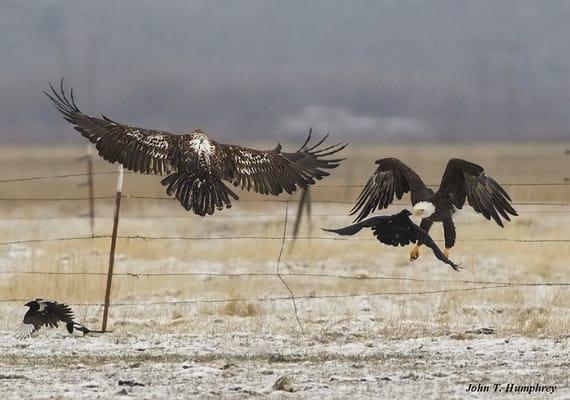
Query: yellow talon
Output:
[[444, 248, 450, 259], [410, 245, 420, 261]]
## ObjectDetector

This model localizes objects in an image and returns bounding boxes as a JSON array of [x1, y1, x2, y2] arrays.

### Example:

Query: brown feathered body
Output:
[[46, 82, 346, 216]]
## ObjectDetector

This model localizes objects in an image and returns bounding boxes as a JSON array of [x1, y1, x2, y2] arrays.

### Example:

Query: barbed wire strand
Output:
[[0, 209, 567, 222], [1, 270, 569, 288], [0, 235, 568, 247], [0, 284, 513, 306], [0, 195, 568, 207], [0, 171, 569, 187], [0, 172, 118, 184]]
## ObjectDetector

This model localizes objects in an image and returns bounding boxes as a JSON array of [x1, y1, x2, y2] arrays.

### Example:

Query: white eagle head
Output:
[[412, 201, 436, 218]]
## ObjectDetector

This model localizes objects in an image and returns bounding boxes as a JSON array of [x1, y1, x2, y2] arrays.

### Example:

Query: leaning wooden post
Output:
[[344, 161, 353, 203], [564, 149, 570, 182], [306, 187, 312, 237], [101, 164, 123, 332], [290, 188, 311, 251]]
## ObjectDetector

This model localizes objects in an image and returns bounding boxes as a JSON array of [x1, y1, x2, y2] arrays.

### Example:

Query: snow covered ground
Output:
[[1, 331, 568, 399]]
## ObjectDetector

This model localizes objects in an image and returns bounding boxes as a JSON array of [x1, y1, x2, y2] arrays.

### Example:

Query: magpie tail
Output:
[[66, 321, 107, 335]]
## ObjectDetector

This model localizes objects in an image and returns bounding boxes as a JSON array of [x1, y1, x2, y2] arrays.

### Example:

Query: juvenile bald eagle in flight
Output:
[[46, 82, 346, 216], [324, 209, 460, 270], [350, 158, 517, 261], [15, 299, 100, 339]]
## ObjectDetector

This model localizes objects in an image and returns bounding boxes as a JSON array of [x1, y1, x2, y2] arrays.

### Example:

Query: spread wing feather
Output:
[[350, 158, 427, 222], [438, 158, 518, 227], [216, 129, 347, 196], [17, 300, 75, 338], [45, 81, 178, 175], [323, 215, 393, 236], [46, 81, 348, 216]]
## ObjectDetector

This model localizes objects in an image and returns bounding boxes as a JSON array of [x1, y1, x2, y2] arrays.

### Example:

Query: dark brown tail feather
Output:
[[161, 172, 238, 216]]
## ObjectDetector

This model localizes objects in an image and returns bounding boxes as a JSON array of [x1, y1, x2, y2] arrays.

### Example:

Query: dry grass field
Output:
[[0, 142, 569, 399]]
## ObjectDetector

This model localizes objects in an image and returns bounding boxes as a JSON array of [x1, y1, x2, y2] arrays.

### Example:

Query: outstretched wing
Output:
[[215, 130, 347, 196], [44, 301, 75, 325], [16, 310, 45, 339], [350, 158, 427, 222], [16, 301, 75, 339], [323, 215, 393, 237], [438, 158, 517, 227], [45, 81, 179, 175], [326, 214, 420, 247]]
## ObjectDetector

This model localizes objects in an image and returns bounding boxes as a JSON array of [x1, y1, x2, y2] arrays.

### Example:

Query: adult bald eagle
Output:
[[15, 299, 98, 339], [46, 82, 346, 216], [324, 209, 460, 270], [351, 158, 517, 261]]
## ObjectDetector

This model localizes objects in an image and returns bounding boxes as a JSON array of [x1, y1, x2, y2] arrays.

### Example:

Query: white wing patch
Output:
[[37, 300, 48, 312], [15, 323, 36, 340]]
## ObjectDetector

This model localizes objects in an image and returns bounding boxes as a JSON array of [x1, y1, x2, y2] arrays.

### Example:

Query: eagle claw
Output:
[[410, 246, 420, 261]]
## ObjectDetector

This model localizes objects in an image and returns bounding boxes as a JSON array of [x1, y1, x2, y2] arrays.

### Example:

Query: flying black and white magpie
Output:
[[15, 299, 102, 339]]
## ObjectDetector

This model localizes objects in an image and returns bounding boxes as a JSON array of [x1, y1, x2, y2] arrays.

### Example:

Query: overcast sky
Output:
[[1, 0, 570, 143]]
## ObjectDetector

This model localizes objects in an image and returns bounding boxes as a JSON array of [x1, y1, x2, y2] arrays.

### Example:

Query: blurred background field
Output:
[[0, 142, 568, 339]]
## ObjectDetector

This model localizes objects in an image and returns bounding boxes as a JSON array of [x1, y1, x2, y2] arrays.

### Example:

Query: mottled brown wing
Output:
[[438, 158, 518, 227], [350, 158, 427, 222], [215, 130, 346, 196], [45, 81, 178, 175]]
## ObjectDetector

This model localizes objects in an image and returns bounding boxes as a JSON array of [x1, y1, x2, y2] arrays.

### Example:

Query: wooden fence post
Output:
[[78, 145, 96, 237], [306, 187, 312, 237], [86, 145, 95, 238], [564, 149, 570, 182], [290, 187, 312, 249], [101, 164, 123, 332]]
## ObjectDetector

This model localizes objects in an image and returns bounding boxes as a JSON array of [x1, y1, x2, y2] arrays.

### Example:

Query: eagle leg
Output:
[[444, 248, 450, 259], [410, 219, 433, 262], [410, 245, 421, 261]]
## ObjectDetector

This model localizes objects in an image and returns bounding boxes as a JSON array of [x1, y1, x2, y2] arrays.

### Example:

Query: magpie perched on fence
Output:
[[15, 299, 103, 339]]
